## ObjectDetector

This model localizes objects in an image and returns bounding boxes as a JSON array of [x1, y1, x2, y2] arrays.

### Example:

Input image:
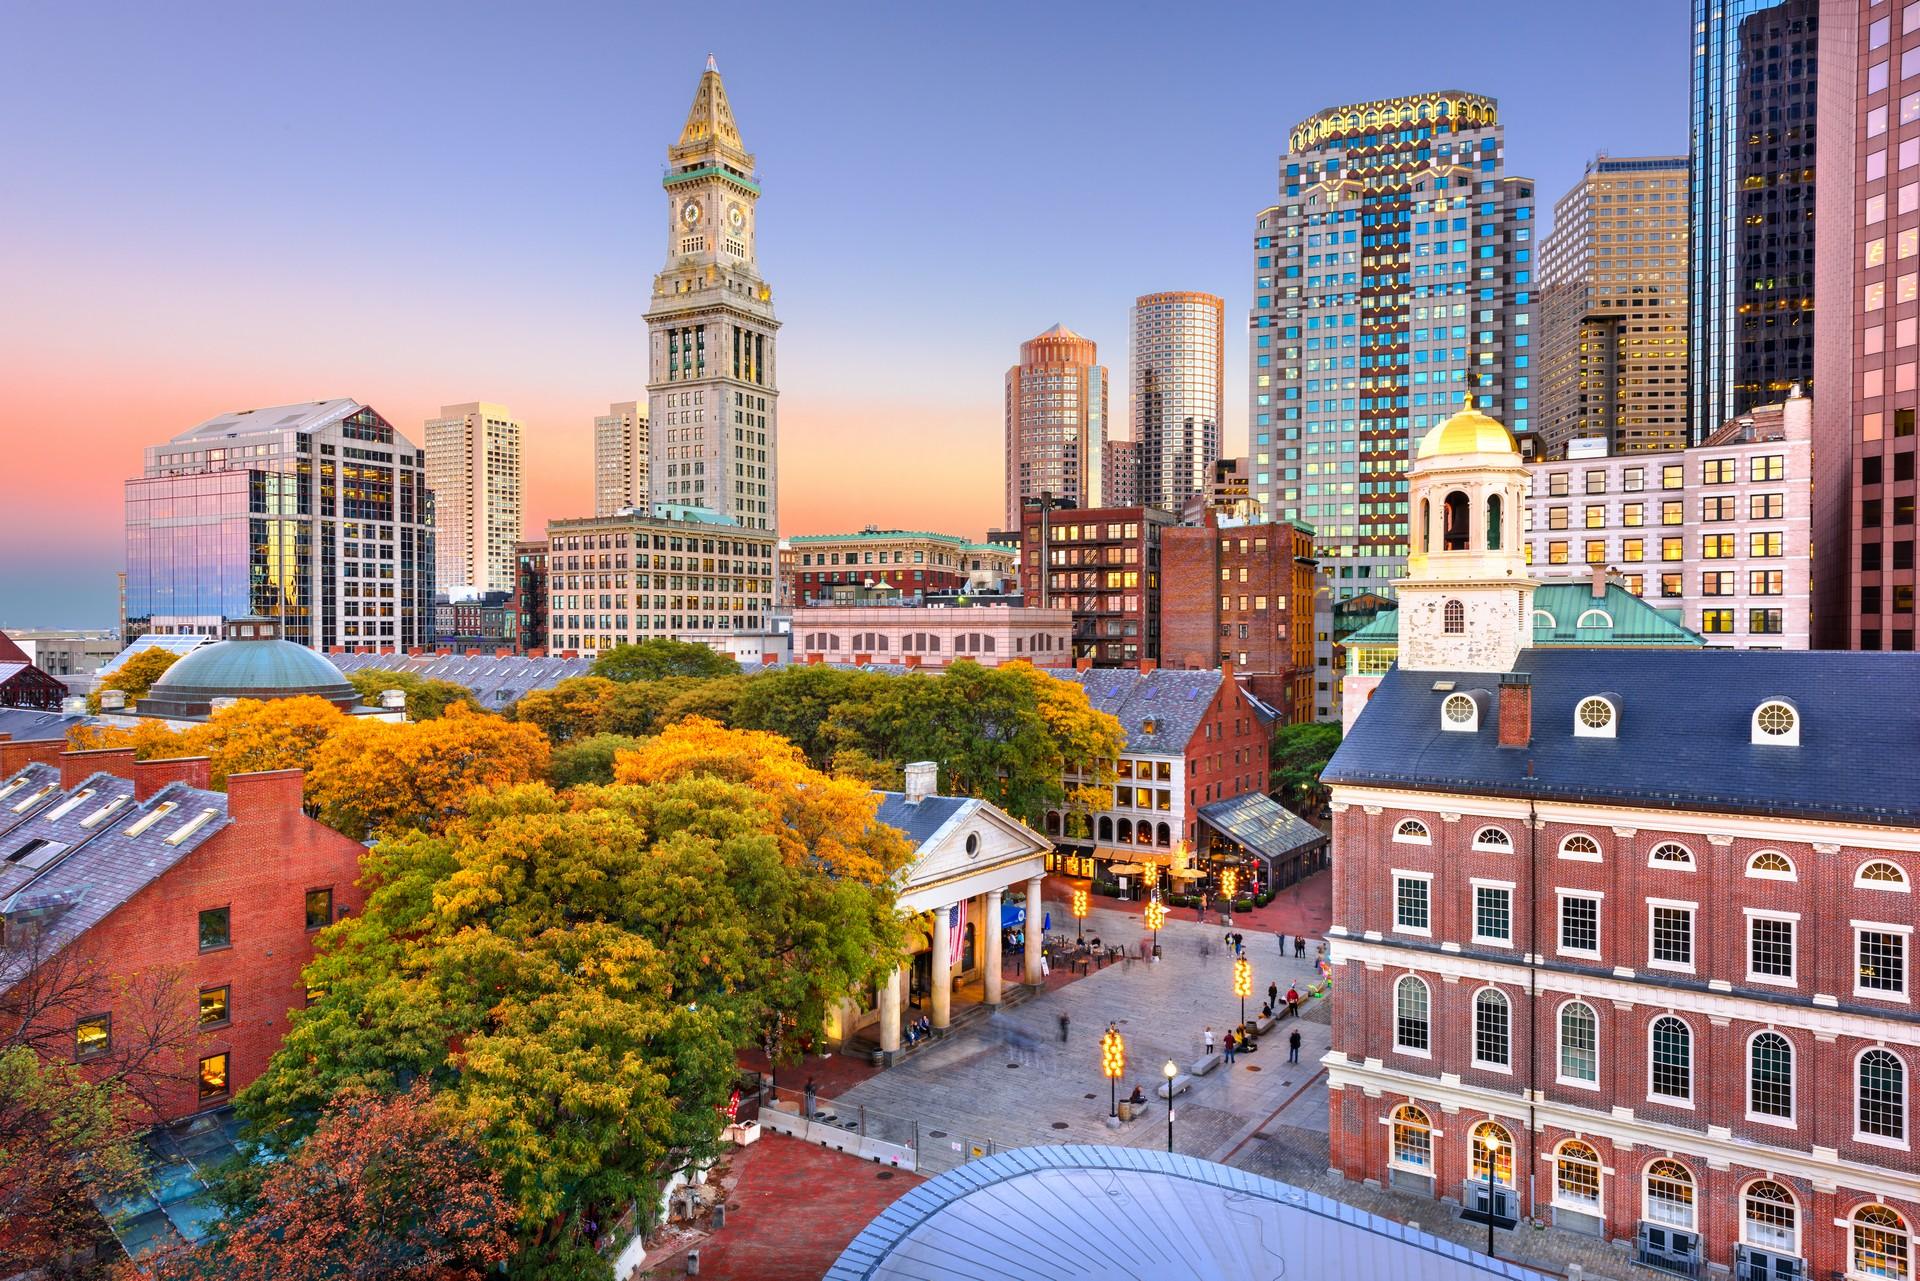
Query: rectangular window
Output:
[[1623, 467, 1644, 492], [75, 1013, 110, 1060], [1660, 572, 1683, 599], [1750, 493, 1785, 520], [1662, 464, 1683, 490], [199, 906, 231, 952], [1584, 504, 1606, 529], [1394, 875, 1431, 935], [1701, 571, 1734, 596], [1701, 458, 1735, 485], [1858, 928, 1909, 997], [304, 888, 334, 931], [1749, 608, 1785, 635], [1661, 537, 1684, 562], [1750, 454, 1784, 482], [1650, 904, 1694, 970], [1701, 609, 1734, 634], [1748, 916, 1795, 982], [1750, 569, 1784, 596], [1749, 531, 1784, 558], [1622, 538, 1644, 563], [1584, 470, 1607, 495], [1621, 502, 1644, 527], [1701, 534, 1735, 558], [198, 985, 231, 1027], [1701, 495, 1737, 522], [1559, 895, 1600, 956], [198, 1052, 230, 1101], [1474, 885, 1512, 944], [1584, 539, 1606, 565], [1662, 500, 1685, 526]]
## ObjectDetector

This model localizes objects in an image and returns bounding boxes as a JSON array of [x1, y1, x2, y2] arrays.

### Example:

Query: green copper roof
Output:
[[151, 637, 354, 695], [789, 530, 987, 548], [1343, 581, 1704, 650], [661, 164, 760, 195]]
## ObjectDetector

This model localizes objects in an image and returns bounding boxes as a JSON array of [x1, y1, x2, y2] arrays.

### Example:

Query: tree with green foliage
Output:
[[1270, 721, 1342, 814], [0, 1048, 145, 1277], [88, 646, 181, 712], [240, 721, 911, 1274], [511, 676, 620, 744], [590, 639, 739, 682], [346, 669, 484, 721], [548, 732, 647, 788]]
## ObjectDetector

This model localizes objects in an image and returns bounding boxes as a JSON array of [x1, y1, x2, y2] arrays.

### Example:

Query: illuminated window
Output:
[[75, 1013, 110, 1061], [198, 1052, 230, 1100]]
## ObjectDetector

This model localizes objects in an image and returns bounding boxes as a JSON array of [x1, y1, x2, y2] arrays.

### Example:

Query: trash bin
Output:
[[870, 1048, 885, 1068], [1117, 1101, 1135, 1122], [685, 1248, 700, 1275]]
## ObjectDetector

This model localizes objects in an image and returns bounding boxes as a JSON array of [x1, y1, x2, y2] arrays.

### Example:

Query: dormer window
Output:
[[1575, 608, 1614, 629], [1751, 699, 1799, 746], [1441, 692, 1478, 732], [1573, 696, 1616, 738]]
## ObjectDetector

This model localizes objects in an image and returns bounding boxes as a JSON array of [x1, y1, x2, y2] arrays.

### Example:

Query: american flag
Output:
[[949, 900, 967, 967]]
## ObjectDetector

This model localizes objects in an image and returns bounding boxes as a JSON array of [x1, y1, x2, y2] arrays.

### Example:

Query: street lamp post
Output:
[[1479, 1129, 1505, 1258], [1233, 956, 1251, 1030], [1072, 887, 1089, 942], [1144, 894, 1165, 960], [1100, 1022, 1125, 1120], [1162, 1059, 1178, 1152]]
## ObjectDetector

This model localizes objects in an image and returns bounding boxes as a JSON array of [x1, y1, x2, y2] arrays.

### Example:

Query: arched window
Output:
[[1554, 1140, 1602, 1210], [1559, 833, 1602, 861], [1649, 1016, 1692, 1101], [1853, 1205, 1911, 1279], [1443, 599, 1466, 634], [1486, 493, 1504, 550], [1574, 696, 1617, 738], [1097, 815, 1113, 842], [1857, 860, 1910, 891], [1750, 1031, 1794, 1120], [1575, 608, 1615, 629], [1751, 699, 1799, 746], [1442, 693, 1478, 732], [1421, 498, 1431, 552], [1117, 818, 1133, 845], [1394, 976, 1431, 1053], [1393, 818, 1431, 845], [1044, 811, 1061, 836], [1645, 1159, 1695, 1229], [1741, 1180, 1798, 1254], [1558, 1001, 1598, 1084], [1390, 1104, 1432, 1170], [1472, 826, 1512, 852], [1648, 841, 1694, 869], [1860, 1048, 1907, 1143], [1469, 1120, 1514, 1185], [1156, 822, 1171, 847], [1747, 849, 1796, 880], [1473, 989, 1510, 1068], [1443, 490, 1470, 551]]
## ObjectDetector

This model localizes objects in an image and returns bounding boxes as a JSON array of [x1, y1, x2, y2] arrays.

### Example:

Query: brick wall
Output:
[[1180, 675, 1269, 850]]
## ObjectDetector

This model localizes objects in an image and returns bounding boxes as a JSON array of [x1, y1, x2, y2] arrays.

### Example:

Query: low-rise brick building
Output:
[[1161, 516, 1318, 723], [787, 528, 1015, 606], [792, 602, 1073, 669], [1019, 501, 1174, 667]]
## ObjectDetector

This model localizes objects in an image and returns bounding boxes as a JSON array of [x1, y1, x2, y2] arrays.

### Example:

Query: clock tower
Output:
[[1396, 395, 1535, 673], [645, 55, 778, 532]]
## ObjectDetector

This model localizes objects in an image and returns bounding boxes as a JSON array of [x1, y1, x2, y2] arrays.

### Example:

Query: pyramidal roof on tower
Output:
[[670, 54, 752, 172], [1035, 323, 1087, 341]]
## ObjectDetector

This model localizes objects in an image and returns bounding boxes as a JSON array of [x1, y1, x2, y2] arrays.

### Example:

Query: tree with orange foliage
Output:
[[127, 1081, 512, 1281], [304, 703, 550, 840], [66, 718, 188, 760], [67, 696, 348, 786], [86, 647, 180, 713]]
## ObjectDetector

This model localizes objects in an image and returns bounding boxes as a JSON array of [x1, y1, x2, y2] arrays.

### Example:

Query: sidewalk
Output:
[[1042, 866, 1332, 941]]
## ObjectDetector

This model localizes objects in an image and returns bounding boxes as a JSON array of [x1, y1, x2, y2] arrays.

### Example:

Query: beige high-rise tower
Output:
[[593, 401, 649, 515], [644, 56, 778, 532], [1004, 324, 1107, 528], [424, 401, 522, 592]]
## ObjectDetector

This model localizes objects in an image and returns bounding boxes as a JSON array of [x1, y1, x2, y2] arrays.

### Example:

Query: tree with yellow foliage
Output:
[[305, 704, 551, 840], [86, 648, 180, 713]]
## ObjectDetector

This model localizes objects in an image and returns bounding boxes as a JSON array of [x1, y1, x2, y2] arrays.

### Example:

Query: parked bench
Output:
[[1188, 1052, 1224, 1077], [1155, 1074, 1195, 1100], [1252, 1013, 1278, 1036]]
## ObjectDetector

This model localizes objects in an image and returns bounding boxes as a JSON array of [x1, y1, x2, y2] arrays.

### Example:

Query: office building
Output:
[[1536, 155, 1689, 457], [1129, 291, 1224, 513], [593, 400, 649, 516], [125, 399, 433, 651], [645, 57, 778, 532], [1018, 501, 1172, 667], [1005, 325, 1108, 529], [1250, 92, 1536, 603], [1691, 0, 1820, 443], [1161, 517, 1319, 721], [424, 402, 522, 593], [1102, 439, 1143, 509], [787, 529, 1015, 605]]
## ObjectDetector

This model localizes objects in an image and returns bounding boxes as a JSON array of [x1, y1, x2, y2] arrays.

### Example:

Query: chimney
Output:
[[380, 689, 407, 712], [1074, 657, 1093, 672], [133, 756, 212, 800], [0, 739, 67, 776], [903, 761, 938, 805], [495, 647, 512, 659], [1590, 565, 1609, 599], [60, 747, 136, 788], [760, 653, 777, 665], [99, 689, 127, 711], [528, 647, 546, 658], [1497, 673, 1532, 749], [1137, 659, 1158, 674], [226, 768, 306, 822]]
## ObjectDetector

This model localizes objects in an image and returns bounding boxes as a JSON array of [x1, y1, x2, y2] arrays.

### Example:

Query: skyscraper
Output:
[[1250, 92, 1535, 601], [424, 402, 522, 593], [645, 56, 778, 532], [1129, 291, 1224, 513], [1690, 0, 1820, 443], [124, 399, 432, 650], [1004, 324, 1108, 529], [1536, 156, 1690, 457], [593, 400, 649, 516]]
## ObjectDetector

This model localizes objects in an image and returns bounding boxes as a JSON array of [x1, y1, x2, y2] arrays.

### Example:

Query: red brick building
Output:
[[508, 539, 549, 655], [1020, 502, 1174, 667], [0, 746, 365, 1124], [1161, 517, 1318, 722]]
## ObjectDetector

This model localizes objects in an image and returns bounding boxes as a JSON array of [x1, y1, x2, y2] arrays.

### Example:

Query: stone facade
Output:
[[792, 604, 1072, 669]]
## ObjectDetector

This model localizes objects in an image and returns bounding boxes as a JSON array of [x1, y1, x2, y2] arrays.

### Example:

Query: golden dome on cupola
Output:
[[1416, 392, 1518, 461]]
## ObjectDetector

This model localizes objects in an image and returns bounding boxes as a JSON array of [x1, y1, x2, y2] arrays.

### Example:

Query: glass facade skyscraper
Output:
[[1250, 92, 1535, 601], [124, 399, 433, 650], [1129, 291, 1224, 514], [1689, 0, 1820, 443]]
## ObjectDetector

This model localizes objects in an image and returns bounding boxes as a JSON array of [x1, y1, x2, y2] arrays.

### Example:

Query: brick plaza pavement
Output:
[[829, 902, 1336, 1170]]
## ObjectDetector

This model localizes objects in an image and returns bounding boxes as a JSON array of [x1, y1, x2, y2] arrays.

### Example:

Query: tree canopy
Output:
[[304, 704, 551, 840], [346, 668, 484, 721], [87, 647, 180, 712], [590, 639, 739, 682], [1270, 721, 1341, 813]]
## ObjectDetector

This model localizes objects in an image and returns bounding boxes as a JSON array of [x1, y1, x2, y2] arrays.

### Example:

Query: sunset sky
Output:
[[0, 1, 1685, 627]]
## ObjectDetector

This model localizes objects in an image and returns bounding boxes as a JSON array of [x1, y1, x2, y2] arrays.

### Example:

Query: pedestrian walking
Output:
[[804, 1077, 818, 1119], [1267, 981, 1279, 1010], [1233, 932, 1245, 955], [1058, 1011, 1071, 1042], [1204, 1025, 1215, 1055], [1288, 1029, 1302, 1064]]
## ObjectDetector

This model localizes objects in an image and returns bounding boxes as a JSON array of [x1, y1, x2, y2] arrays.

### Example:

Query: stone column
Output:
[[1024, 875, 1044, 985], [879, 963, 903, 1055], [984, 889, 1004, 1006], [931, 905, 952, 1029]]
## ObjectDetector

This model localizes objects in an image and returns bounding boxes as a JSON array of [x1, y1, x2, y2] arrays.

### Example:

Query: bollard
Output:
[[713, 1203, 726, 1228], [685, 1248, 700, 1276]]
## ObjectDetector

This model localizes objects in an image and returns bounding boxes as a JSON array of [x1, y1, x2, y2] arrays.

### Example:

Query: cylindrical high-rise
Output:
[[1005, 324, 1108, 529], [1129, 291, 1224, 514]]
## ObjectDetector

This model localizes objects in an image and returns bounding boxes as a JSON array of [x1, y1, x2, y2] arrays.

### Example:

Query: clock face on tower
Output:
[[681, 198, 703, 226], [727, 202, 745, 232]]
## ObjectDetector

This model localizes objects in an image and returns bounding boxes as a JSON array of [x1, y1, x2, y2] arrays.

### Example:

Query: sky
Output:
[[0, 0, 1688, 628]]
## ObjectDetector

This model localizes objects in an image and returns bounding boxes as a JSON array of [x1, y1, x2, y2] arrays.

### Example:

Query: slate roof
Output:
[[826, 1145, 1546, 1281], [1199, 792, 1327, 861], [1326, 647, 1920, 825], [98, 635, 211, 675], [871, 792, 973, 849], [0, 707, 89, 741], [1054, 668, 1223, 756], [1345, 582, 1702, 649], [0, 770, 231, 989], [327, 652, 598, 707], [0, 762, 64, 841]]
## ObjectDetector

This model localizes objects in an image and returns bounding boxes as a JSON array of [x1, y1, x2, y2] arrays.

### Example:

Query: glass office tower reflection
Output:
[[124, 400, 433, 650]]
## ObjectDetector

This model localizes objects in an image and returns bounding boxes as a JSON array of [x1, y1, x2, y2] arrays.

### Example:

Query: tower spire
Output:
[[672, 55, 749, 169]]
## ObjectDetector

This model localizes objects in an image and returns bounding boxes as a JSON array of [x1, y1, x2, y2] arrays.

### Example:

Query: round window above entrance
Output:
[[965, 832, 980, 858]]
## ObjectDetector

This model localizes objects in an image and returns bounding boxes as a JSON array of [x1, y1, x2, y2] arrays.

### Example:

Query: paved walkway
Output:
[[828, 904, 1335, 1172], [1043, 865, 1332, 941]]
